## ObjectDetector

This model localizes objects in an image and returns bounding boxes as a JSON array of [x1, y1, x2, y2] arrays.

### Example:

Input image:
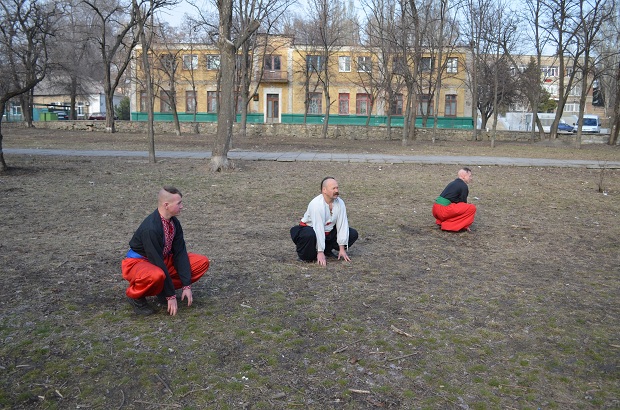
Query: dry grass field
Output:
[[0, 126, 619, 409]]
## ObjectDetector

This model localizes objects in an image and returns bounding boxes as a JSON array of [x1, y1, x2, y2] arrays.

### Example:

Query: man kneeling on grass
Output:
[[121, 186, 210, 316]]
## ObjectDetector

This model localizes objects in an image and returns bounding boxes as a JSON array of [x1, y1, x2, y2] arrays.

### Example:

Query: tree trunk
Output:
[[608, 63, 620, 146], [0, 103, 6, 171], [211, 0, 236, 172], [171, 96, 181, 136], [471, 47, 479, 142], [490, 50, 500, 149], [322, 92, 330, 139], [139, 8, 156, 164], [104, 77, 116, 133], [211, 76, 235, 171]]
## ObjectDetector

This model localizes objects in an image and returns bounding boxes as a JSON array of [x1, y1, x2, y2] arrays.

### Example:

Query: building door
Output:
[[266, 94, 279, 123]]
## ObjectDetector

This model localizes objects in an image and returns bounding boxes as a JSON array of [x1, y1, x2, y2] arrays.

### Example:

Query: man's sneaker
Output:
[[127, 297, 154, 315]]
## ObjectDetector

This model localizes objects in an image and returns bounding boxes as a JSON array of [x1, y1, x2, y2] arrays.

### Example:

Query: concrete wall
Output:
[[10, 120, 614, 144]]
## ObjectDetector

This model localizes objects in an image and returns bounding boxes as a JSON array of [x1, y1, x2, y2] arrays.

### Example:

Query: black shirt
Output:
[[129, 209, 191, 296], [439, 178, 469, 203]]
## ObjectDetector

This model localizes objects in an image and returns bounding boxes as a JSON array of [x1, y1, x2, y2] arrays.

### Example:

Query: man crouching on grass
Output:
[[121, 186, 210, 316], [290, 177, 358, 266]]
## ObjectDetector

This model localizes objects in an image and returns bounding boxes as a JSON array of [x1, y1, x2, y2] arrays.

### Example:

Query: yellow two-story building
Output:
[[131, 34, 472, 128]]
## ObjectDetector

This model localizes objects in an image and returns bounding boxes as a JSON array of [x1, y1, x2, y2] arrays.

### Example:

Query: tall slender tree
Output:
[[83, 0, 141, 133], [210, 0, 259, 171], [572, 0, 615, 148]]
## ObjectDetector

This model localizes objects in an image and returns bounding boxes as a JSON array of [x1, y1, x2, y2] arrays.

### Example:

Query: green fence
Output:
[[130, 112, 474, 129], [39, 112, 58, 121]]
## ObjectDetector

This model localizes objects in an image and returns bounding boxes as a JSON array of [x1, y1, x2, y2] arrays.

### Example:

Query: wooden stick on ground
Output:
[[391, 325, 413, 338]]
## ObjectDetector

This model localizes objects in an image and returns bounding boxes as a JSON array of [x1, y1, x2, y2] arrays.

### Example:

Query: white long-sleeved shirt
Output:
[[300, 194, 349, 252]]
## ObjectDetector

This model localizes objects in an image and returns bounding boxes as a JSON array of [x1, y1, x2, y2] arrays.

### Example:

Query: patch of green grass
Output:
[[468, 363, 488, 373]]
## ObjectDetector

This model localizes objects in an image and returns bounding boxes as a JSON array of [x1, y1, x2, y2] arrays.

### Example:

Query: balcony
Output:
[[257, 70, 288, 83]]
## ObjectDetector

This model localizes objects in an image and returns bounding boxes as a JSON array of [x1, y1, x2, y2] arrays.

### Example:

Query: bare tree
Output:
[[137, 2, 155, 162], [210, 0, 260, 171], [520, 0, 551, 141], [595, 3, 620, 145], [83, 0, 143, 133], [232, 0, 294, 140], [0, 0, 57, 171], [303, 0, 353, 139], [609, 60, 620, 145], [486, 0, 520, 147], [476, 53, 520, 132], [540, 0, 584, 140], [428, 0, 460, 142], [398, 0, 427, 145], [49, 0, 101, 120], [362, 0, 406, 139], [572, 0, 615, 148], [460, 0, 494, 140], [152, 23, 184, 136]]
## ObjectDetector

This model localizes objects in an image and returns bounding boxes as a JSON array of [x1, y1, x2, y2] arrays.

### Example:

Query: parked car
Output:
[[575, 114, 601, 133], [55, 111, 69, 120], [88, 112, 118, 120], [557, 121, 574, 133], [88, 112, 106, 120]]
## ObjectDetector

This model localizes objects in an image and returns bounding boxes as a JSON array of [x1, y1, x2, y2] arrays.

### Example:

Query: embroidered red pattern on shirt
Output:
[[161, 216, 175, 256]]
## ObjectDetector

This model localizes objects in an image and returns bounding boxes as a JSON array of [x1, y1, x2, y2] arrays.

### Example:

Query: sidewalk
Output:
[[5, 148, 620, 168]]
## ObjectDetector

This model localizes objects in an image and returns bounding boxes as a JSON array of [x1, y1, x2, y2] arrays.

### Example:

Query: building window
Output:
[[76, 102, 85, 119], [339, 56, 351, 72], [542, 66, 559, 77], [356, 93, 371, 115], [419, 57, 434, 72], [568, 85, 581, 96], [206, 55, 220, 70], [445, 94, 457, 117], [446, 58, 458, 73], [183, 54, 198, 70], [140, 91, 147, 112], [307, 55, 325, 72], [357, 56, 372, 73], [338, 93, 349, 115], [391, 94, 403, 115], [418, 95, 433, 115], [160, 91, 172, 112], [307, 92, 322, 114], [264, 55, 281, 71], [207, 91, 218, 113], [564, 103, 579, 113], [263, 55, 284, 80], [544, 84, 559, 97], [186, 90, 196, 112]]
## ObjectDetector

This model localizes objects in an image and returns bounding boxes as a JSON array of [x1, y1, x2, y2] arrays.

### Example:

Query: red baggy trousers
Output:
[[122, 253, 210, 299], [432, 202, 476, 232]]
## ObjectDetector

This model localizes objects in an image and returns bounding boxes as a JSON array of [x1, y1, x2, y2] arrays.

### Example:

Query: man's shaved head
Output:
[[457, 168, 473, 183], [158, 186, 182, 206]]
